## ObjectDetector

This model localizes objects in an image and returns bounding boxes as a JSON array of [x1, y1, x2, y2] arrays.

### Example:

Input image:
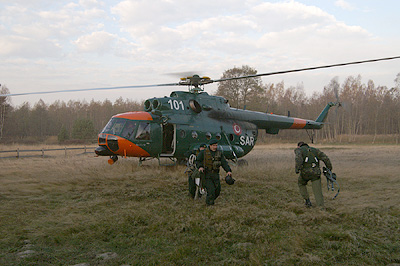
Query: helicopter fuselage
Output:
[[95, 91, 330, 161]]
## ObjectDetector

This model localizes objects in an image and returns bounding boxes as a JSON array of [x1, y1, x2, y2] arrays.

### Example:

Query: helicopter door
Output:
[[161, 123, 176, 155]]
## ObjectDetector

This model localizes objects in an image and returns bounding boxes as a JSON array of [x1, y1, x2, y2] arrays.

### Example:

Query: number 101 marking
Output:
[[168, 99, 184, 110]]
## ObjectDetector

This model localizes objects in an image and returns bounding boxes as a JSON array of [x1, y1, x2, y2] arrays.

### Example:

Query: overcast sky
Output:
[[1, 0, 399, 107]]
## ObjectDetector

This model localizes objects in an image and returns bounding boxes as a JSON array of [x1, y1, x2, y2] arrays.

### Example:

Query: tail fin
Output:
[[315, 102, 338, 123]]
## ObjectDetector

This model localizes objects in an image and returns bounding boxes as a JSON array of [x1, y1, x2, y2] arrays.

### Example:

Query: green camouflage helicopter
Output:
[[94, 74, 335, 165], [2, 56, 399, 165]]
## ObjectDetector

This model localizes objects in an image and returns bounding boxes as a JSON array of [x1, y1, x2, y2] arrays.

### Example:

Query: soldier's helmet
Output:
[[225, 175, 235, 185], [297, 141, 308, 147]]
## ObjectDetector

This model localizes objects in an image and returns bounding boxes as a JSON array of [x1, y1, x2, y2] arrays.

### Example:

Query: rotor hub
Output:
[[179, 74, 213, 93]]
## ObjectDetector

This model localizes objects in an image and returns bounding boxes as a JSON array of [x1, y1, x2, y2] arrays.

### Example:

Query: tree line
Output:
[[1, 66, 400, 144], [0, 92, 143, 143]]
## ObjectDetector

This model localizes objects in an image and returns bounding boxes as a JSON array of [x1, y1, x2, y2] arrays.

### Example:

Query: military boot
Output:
[[305, 199, 312, 208]]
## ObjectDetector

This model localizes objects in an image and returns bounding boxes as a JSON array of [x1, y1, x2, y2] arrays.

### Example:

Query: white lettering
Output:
[[240, 136, 255, 146], [240, 136, 245, 145], [167, 99, 184, 110]]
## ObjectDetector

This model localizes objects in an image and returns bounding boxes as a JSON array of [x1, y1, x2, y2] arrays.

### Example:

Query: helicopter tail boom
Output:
[[315, 102, 339, 123]]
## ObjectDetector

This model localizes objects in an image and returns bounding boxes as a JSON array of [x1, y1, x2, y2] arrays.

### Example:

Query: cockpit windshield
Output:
[[101, 118, 126, 135], [101, 118, 139, 140]]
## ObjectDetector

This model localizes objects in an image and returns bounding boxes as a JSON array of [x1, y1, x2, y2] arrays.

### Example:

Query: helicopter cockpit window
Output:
[[121, 121, 137, 139], [101, 119, 115, 133], [101, 118, 126, 135], [135, 122, 151, 140]]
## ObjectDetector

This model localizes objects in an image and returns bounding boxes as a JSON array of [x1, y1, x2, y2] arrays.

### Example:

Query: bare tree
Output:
[[395, 73, 400, 89], [215, 65, 264, 110], [0, 84, 11, 140]]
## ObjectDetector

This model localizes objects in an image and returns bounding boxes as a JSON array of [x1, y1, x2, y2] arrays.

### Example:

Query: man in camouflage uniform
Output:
[[196, 139, 232, 206], [295, 141, 332, 209]]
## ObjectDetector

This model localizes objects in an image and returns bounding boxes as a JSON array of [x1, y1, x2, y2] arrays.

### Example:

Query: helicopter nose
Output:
[[95, 145, 114, 156], [97, 135, 151, 158]]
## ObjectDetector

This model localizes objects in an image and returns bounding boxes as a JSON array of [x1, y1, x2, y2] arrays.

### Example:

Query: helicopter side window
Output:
[[121, 121, 137, 139], [135, 122, 151, 140]]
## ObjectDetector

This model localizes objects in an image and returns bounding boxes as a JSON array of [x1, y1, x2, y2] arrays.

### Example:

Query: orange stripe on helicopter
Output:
[[117, 138, 151, 157], [114, 111, 153, 120], [290, 118, 307, 129]]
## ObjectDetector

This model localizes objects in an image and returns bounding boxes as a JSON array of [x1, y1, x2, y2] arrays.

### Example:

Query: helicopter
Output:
[[2, 56, 400, 165], [94, 74, 337, 165]]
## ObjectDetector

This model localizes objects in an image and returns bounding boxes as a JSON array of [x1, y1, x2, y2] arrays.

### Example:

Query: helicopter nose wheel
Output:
[[108, 155, 118, 165]]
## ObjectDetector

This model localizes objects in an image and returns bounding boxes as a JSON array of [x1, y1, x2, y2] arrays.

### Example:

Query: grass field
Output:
[[1, 144, 399, 265]]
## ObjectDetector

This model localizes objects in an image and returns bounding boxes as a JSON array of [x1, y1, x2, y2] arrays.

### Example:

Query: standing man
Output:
[[295, 141, 332, 209], [196, 139, 232, 206]]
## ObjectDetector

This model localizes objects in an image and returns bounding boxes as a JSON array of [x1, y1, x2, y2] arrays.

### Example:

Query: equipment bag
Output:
[[304, 148, 319, 168]]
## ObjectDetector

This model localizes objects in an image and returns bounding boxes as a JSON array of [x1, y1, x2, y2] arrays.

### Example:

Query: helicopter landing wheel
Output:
[[108, 155, 118, 165]]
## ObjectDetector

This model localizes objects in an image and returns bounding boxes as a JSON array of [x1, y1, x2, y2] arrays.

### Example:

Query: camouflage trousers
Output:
[[204, 172, 221, 206], [298, 171, 324, 207]]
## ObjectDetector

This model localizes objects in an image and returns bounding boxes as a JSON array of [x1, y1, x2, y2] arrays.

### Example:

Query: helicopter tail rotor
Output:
[[332, 82, 351, 116], [332, 82, 341, 120]]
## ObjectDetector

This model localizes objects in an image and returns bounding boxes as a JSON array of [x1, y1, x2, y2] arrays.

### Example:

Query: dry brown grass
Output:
[[0, 144, 399, 265], [250, 144, 400, 210]]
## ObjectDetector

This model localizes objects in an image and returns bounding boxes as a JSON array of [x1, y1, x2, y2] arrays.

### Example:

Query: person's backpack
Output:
[[303, 147, 319, 168]]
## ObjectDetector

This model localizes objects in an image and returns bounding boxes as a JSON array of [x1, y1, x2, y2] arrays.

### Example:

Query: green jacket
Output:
[[295, 145, 332, 176], [196, 147, 231, 174]]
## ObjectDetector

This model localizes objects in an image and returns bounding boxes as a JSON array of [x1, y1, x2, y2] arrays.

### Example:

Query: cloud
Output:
[[110, 0, 372, 61], [0, 35, 62, 58], [74, 31, 117, 54], [335, 0, 355, 11], [0, 0, 374, 62], [0, 1, 108, 58]]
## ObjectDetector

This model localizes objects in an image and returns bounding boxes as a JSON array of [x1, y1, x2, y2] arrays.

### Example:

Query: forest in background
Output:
[[1, 66, 400, 144]]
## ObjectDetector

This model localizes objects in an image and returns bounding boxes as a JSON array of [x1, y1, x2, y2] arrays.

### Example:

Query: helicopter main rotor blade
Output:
[[0, 83, 180, 97], [212, 56, 400, 83], [2, 55, 400, 97]]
